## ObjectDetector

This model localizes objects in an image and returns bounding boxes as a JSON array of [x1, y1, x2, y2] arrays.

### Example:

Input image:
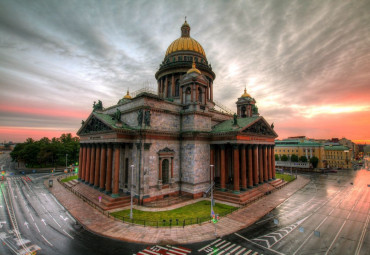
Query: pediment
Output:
[[79, 115, 112, 135], [242, 119, 276, 136]]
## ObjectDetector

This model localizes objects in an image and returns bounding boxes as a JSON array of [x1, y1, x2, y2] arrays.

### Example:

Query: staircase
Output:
[[213, 179, 287, 206], [64, 180, 132, 211]]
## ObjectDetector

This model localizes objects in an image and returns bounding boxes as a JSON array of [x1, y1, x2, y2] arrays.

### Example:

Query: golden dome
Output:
[[165, 21, 206, 57], [241, 88, 251, 98], [123, 89, 132, 99], [187, 60, 201, 74]]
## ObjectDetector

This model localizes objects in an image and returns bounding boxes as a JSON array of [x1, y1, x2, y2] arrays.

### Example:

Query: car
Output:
[[329, 169, 337, 173]]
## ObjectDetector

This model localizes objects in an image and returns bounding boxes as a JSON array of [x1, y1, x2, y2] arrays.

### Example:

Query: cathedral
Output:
[[77, 21, 278, 204]]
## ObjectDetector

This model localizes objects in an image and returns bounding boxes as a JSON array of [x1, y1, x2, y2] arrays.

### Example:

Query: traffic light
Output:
[[1, 170, 5, 176]]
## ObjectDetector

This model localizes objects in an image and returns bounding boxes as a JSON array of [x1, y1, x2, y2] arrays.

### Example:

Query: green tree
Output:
[[291, 154, 299, 162], [299, 155, 308, 162], [310, 156, 319, 168], [275, 154, 279, 161], [281, 154, 288, 161]]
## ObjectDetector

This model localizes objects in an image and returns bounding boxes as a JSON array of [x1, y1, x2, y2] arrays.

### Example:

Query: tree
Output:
[[310, 156, 319, 168], [281, 154, 288, 161], [275, 154, 279, 161], [291, 154, 299, 162], [299, 156, 308, 162]]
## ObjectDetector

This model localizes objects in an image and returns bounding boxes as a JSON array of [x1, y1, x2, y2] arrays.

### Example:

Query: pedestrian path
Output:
[[136, 245, 192, 255], [46, 176, 310, 244]]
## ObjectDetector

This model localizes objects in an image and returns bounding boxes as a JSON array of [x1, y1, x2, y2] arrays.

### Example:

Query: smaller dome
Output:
[[187, 60, 201, 74], [123, 90, 132, 99], [241, 88, 251, 98]]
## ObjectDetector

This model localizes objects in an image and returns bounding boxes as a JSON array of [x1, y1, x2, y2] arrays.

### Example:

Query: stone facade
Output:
[[77, 21, 278, 205]]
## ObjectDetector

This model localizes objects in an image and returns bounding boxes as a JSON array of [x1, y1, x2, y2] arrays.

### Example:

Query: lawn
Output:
[[276, 173, 296, 182], [61, 175, 78, 183], [110, 200, 237, 227]]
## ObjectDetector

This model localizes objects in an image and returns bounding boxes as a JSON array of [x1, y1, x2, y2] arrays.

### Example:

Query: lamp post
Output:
[[130, 164, 134, 219], [210, 164, 214, 216]]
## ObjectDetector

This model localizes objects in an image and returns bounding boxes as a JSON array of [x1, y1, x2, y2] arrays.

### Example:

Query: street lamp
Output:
[[210, 165, 214, 217], [130, 164, 134, 219]]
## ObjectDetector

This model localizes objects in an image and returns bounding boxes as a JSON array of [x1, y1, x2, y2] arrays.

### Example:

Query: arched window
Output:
[[162, 159, 169, 184], [185, 87, 191, 104], [175, 80, 180, 97], [198, 87, 203, 103]]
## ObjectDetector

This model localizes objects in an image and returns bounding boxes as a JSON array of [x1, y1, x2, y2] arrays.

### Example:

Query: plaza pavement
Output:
[[46, 176, 310, 244]]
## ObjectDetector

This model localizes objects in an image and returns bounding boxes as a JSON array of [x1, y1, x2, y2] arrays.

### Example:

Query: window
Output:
[[162, 159, 169, 184], [175, 80, 180, 97]]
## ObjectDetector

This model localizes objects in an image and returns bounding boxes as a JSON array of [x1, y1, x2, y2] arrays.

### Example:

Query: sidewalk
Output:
[[46, 176, 310, 244]]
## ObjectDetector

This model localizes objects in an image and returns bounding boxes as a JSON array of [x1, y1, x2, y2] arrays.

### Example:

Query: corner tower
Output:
[[155, 20, 216, 104]]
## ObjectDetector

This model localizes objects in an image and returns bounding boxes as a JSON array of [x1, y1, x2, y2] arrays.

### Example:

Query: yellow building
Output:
[[274, 138, 324, 168], [324, 145, 352, 169]]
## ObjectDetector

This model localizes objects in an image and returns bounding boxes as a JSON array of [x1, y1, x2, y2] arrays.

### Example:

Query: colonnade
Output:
[[211, 144, 275, 193], [78, 143, 121, 197]]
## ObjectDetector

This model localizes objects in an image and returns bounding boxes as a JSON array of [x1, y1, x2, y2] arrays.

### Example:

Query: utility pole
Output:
[[130, 164, 134, 219], [210, 165, 214, 216]]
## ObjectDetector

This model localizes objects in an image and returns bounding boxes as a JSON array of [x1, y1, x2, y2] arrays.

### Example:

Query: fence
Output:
[[110, 207, 238, 228]]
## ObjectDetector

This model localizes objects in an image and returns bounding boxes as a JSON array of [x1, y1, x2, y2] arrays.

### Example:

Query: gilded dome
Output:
[[123, 90, 132, 99], [187, 60, 201, 74], [241, 88, 251, 98], [165, 21, 206, 57]]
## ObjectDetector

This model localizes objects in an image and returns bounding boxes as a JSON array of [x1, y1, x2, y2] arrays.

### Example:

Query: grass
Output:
[[276, 173, 296, 182], [110, 200, 237, 227], [61, 175, 78, 183]]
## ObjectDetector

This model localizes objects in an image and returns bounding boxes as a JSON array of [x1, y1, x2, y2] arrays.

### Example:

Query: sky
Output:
[[0, 0, 369, 143]]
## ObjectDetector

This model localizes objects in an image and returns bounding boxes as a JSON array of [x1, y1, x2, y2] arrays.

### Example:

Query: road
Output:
[[1, 151, 369, 255], [0, 152, 147, 255], [192, 169, 370, 255]]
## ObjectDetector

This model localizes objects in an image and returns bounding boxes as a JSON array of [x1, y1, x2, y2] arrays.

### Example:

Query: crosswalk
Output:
[[198, 238, 261, 255], [136, 245, 192, 255]]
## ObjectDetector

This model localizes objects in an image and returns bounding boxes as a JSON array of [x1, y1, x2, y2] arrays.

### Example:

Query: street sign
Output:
[[274, 219, 279, 225], [299, 227, 304, 233]]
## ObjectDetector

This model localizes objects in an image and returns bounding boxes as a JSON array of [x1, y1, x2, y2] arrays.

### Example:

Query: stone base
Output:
[[104, 190, 112, 195], [233, 190, 240, 194], [93, 186, 99, 190], [111, 193, 120, 198], [241, 187, 247, 191], [220, 188, 226, 192], [247, 186, 254, 189], [99, 187, 105, 192]]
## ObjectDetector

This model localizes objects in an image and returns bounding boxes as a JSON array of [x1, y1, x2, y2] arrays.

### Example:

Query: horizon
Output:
[[1, 0, 369, 143]]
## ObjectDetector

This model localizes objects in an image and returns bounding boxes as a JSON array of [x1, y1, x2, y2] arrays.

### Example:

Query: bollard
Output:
[[170, 219, 172, 228], [176, 219, 179, 225], [183, 219, 185, 228]]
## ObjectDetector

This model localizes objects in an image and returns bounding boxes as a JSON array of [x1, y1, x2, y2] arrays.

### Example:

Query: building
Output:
[[77, 21, 277, 204], [323, 145, 352, 169], [274, 137, 324, 169]]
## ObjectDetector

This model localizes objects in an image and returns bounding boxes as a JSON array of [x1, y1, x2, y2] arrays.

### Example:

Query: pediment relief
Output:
[[242, 120, 275, 136], [80, 116, 112, 134]]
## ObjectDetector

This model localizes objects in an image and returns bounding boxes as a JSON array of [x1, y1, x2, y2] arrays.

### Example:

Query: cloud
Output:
[[0, 0, 369, 142]]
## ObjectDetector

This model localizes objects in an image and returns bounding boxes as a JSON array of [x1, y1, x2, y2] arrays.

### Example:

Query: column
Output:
[[259, 146, 264, 184], [89, 144, 96, 185], [310, 148, 313, 158], [253, 145, 259, 186], [164, 77, 168, 97], [78, 146, 83, 180], [180, 86, 183, 104], [159, 159, 162, 180], [105, 144, 113, 194], [112, 144, 120, 197], [210, 81, 213, 101], [272, 145, 276, 179], [94, 144, 101, 188], [85, 145, 91, 183], [268, 146, 272, 180], [233, 145, 240, 194], [263, 146, 268, 182], [80, 145, 86, 182], [247, 145, 253, 188], [160, 79, 163, 97], [305, 148, 308, 158], [220, 145, 226, 191], [240, 145, 247, 190], [210, 146, 215, 183], [99, 144, 107, 191], [171, 74, 175, 97]]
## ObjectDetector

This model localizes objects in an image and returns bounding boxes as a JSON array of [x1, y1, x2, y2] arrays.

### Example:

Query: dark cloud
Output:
[[0, 0, 369, 141]]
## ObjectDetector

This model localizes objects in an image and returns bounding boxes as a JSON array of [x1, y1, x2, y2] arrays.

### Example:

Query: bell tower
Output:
[[236, 88, 259, 118]]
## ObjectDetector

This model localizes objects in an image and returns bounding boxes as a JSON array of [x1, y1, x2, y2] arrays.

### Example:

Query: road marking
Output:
[[215, 240, 226, 247], [41, 219, 46, 225], [30, 214, 34, 222], [34, 223, 40, 233], [355, 212, 370, 255], [41, 234, 53, 246], [24, 222, 29, 229], [228, 245, 242, 254], [235, 233, 285, 255], [198, 238, 222, 251], [63, 229, 74, 239], [53, 218, 61, 228], [234, 247, 246, 255]]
